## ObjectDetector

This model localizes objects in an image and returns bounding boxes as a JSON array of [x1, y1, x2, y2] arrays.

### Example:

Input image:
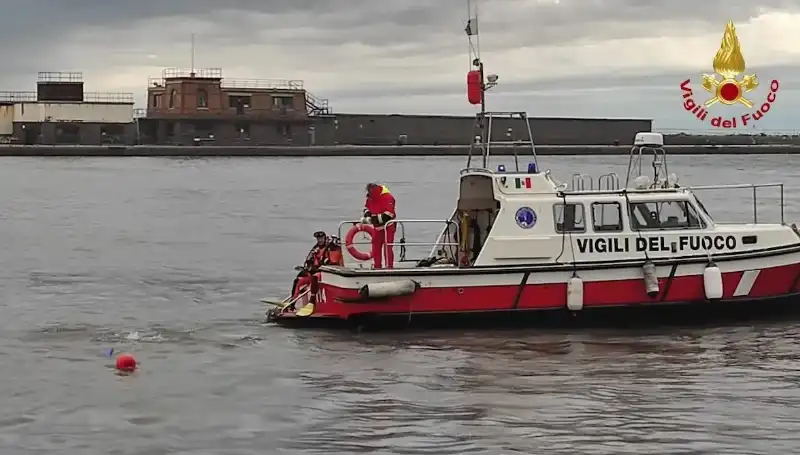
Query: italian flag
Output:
[[515, 177, 532, 189]]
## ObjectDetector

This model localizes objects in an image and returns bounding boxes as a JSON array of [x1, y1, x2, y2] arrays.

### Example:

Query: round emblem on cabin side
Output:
[[515, 207, 537, 229]]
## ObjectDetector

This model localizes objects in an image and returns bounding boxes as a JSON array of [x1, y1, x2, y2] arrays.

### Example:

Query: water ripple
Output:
[[1, 156, 800, 454]]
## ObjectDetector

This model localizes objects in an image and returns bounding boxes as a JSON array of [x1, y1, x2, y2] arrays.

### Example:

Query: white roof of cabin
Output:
[[493, 172, 560, 195]]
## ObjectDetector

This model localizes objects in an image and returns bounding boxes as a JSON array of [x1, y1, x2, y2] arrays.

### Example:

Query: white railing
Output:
[[687, 182, 786, 224], [147, 76, 304, 91], [385, 219, 460, 263], [38, 71, 83, 83], [83, 92, 135, 103], [569, 172, 621, 192], [0, 91, 37, 102], [337, 219, 459, 267], [162, 68, 222, 79], [0, 91, 134, 103], [221, 79, 304, 90]]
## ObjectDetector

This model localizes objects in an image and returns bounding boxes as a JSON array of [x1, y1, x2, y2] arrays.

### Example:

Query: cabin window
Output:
[[628, 200, 704, 231], [168, 89, 176, 108], [553, 203, 586, 233], [591, 202, 623, 232]]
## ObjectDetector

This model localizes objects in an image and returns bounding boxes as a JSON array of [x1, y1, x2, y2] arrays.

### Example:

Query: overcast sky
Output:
[[2, 0, 800, 132]]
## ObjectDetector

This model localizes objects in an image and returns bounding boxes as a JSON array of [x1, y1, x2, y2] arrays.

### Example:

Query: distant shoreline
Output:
[[0, 144, 798, 157]]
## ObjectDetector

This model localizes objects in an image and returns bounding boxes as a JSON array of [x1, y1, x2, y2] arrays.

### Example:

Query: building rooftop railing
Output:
[[38, 72, 83, 83], [162, 67, 223, 79], [0, 91, 37, 102], [0, 91, 133, 103], [83, 92, 135, 103], [147, 67, 305, 91], [221, 78, 304, 90], [148, 77, 305, 91]]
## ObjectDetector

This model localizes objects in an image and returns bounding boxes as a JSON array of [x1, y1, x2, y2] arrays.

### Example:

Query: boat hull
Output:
[[269, 246, 800, 330], [270, 293, 800, 331]]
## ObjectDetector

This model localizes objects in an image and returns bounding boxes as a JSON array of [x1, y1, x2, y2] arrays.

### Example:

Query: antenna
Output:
[[464, 0, 497, 118], [190, 33, 196, 77], [474, 0, 481, 69], [465, 0, 500, 169], [466, 0, 481, 68], [465, 0, 482, 115], [462, 0, 536, 173]]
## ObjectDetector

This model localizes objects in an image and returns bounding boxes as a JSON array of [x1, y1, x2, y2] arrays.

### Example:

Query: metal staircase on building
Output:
[[305, 92, 331, 116]]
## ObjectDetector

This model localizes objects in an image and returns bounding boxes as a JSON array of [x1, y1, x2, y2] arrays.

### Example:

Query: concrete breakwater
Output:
[[1, 144, 800, 157]]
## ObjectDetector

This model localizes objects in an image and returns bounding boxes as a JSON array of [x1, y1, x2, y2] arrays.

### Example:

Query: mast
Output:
[[465, 0, 498, 168], [465, 0, 484, 116], [465, 0, 497, 118]]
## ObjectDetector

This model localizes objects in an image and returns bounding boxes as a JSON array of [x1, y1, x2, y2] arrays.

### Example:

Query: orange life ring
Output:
[[345, 223, 375, 261]]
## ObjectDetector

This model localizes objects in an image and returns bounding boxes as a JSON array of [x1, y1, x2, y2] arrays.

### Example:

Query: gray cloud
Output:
[[4, 0, 797, 48], [327, 63, 800, 131], [1, 0, 798, 131], [325, 63, 800, 99]]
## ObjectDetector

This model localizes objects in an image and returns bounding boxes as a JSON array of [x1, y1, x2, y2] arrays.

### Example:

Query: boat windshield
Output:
[[694, 195, 713, 219], [628, 200, 704, 230]]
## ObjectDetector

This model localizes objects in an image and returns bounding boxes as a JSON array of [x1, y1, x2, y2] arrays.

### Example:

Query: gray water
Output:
[[1, 154, 800, 455]]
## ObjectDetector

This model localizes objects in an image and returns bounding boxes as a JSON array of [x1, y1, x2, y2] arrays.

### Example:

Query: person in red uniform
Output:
[[291, 231, 334, 301], [327, 235, 344, 266], [362, 183, 397, 269]]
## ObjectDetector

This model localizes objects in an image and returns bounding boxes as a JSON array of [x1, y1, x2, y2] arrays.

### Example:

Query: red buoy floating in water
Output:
[[115, 353, 137, 372]]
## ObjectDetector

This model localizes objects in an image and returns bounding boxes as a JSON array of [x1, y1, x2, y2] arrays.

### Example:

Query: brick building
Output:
[[137, 68, 331, 145]]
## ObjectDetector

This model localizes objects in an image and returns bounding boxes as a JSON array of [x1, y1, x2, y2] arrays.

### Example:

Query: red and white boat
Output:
[[264, 9, 800, 329], [265, 116, 800, 329]]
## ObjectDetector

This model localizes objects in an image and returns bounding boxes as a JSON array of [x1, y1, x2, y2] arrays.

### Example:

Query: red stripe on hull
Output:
[[577, 270, 745, 307], [310, 263, 800, 319], [751, 264, 800, 297]]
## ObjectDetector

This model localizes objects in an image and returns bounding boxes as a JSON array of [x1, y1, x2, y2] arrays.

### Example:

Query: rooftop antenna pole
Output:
[[190, 33, 196, 77]]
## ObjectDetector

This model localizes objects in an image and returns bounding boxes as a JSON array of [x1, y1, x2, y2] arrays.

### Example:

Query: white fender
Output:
[[703, 263, 723, 300], [358, 280, 420, 299], [642, 261, 659, 297], [567, 276, 584, 311]]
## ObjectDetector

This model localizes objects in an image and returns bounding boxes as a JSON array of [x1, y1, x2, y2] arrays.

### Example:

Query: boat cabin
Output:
[[335, 118, 797, 270]]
